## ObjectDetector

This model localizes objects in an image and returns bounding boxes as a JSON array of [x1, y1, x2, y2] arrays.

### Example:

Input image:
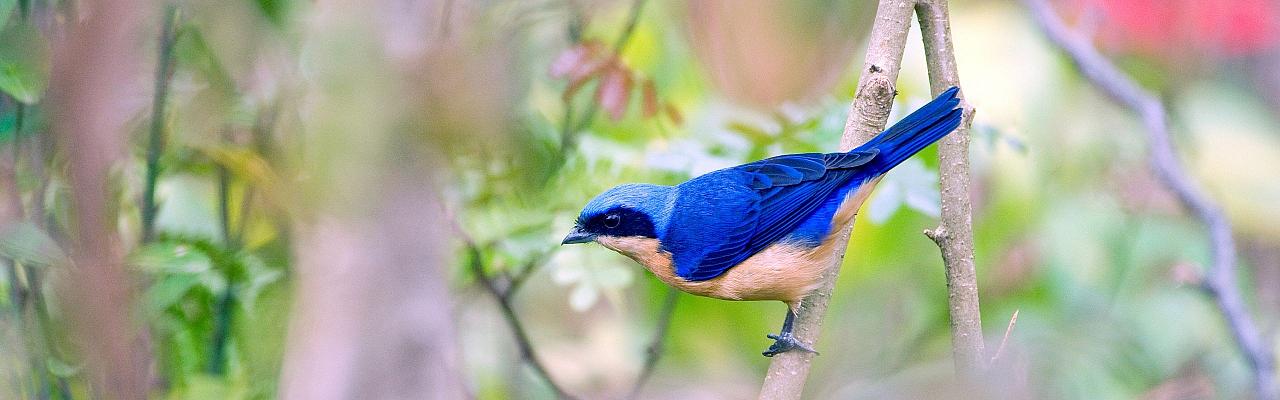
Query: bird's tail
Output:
[[855, 87, 964, 175]]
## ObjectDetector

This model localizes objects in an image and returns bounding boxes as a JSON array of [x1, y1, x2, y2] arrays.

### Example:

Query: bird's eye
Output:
[[603, 214, 621, 228]]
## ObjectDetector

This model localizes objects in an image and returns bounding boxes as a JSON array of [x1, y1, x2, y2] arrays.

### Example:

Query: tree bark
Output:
[[758, 1, 916, 398], [48, 1, 153, 398], [916, 0, 986, 378]]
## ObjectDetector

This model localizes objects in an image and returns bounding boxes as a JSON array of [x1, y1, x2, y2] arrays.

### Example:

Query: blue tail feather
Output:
[[855, 87, 963, 175]]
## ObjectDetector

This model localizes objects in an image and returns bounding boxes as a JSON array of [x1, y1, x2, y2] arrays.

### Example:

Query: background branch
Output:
[[759, 0, 916, 398], [916, 0, 986, 377], [461, 238, 576, 399], [558, 0, 648, 155], [627, 287, 679, 400], [1025, 0, 1277, 398], [141, 4, 179, 244], [50, 0, 153, 396]]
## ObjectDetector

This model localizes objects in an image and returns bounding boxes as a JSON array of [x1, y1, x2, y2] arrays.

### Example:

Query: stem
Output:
[[465, 244, 577, 399], [141, 5, 179, 244], [916, 0, 985, 377], [627, 287, 678, 400], [558, 0, 648, 155], [759, 1, 916, 398], [1025, 0, 1276, 398], [207, 130, 236, 375]]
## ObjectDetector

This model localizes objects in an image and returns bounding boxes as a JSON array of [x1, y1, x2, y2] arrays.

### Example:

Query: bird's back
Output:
[[657, 87, 964, 285]]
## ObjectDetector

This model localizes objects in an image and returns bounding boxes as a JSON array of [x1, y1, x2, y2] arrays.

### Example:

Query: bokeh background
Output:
[[2, 0, 1280, 399]]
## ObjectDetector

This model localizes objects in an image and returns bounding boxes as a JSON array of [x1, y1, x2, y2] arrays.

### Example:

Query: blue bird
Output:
[[562, 87, 963, 356]]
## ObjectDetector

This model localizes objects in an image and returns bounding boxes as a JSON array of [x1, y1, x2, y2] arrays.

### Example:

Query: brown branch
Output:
[[49, 0, 152, 396], [461, 238, 576, 399], [627, 287, 679, 400], [916, 0, 986, 377], [759, 0, 916, 398], [990, 309, 1019, 364], [1024, 1, 1277, 399]]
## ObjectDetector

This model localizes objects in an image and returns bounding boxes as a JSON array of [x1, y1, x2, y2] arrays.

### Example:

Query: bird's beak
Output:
[[561, 227, 596, 245]]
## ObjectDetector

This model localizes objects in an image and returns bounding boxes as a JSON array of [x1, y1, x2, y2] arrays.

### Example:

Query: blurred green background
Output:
[[2, 0, 1279, 399]]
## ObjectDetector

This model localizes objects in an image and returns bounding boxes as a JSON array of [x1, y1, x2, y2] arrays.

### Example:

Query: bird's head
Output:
[[562, 183, 674, 245]]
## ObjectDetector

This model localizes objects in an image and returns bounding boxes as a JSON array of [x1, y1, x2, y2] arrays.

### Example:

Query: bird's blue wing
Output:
[[681, 151, 877, 281]]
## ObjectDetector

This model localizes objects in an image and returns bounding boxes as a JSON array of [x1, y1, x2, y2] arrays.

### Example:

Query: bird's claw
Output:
[[762, 332, 818, 357]]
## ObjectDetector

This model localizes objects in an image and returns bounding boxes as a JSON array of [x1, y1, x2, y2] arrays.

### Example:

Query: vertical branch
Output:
[[141, 5, 179, 244], [558, 0, 648, 155], [1025, 0, 1277, 399], [463, 243, 576, 399], [49, 0, 152, 397], [916, 0, 986, 376], [759, 1, 916, 398], [627, 287, 679, 400], [207, 128, 235, 375]]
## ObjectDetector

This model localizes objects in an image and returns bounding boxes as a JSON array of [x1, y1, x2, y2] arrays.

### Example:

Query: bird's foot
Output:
[[762, 332, 819, 357]]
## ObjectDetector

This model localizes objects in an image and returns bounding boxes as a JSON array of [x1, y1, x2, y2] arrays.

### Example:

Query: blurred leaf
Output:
[[45, 357, 81, 378], [170, 374, 248, 400], [549, 41, 603, 80], [663, 102, 683, 125], [0, 22, 49, 104], [0, 222, 67, 266], [641, 79, 658, 118], [145, 273, 204, 317], [254, 0, 290, 26], [132, 241, 215, 274], [554, 41, 608, 102], [596, 66, 633, 121]]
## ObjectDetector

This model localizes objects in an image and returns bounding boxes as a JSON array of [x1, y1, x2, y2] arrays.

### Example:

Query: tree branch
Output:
[[627, 287, 679, 400], [1024, 1, 1277, 398], [141, 4, 179, 244], [462, 239, 576, 399], [759, 1, 916, 398], [916, 0, 986, 377], [50, 0, 153, 396], [558, 0, 648, 155]]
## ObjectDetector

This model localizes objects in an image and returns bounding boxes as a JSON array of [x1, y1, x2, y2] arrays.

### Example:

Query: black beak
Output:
[[561, 227, 595, 245]]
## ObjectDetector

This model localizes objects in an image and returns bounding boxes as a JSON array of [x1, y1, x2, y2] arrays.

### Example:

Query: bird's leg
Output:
[[763, 308, 818, 357]]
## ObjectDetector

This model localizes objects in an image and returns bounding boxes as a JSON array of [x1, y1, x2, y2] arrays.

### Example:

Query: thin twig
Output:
[[627, 287, 678, 400], [990, 309, 1019, 364], [1025, 1, 1277, 398], [141, 4, 179, 244], [558, 0, 648, 155], [916, 0, 986, 377], [207, 128, 236, 375], [464, 242, 577, 400], [761, 1, 918, 398]]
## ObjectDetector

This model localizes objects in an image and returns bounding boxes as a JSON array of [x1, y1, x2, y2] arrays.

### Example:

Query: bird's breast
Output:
[[596, 235, 840, 307]]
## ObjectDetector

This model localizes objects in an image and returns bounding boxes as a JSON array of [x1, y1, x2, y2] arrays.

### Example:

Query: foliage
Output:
[[0, 0, 1278, 399]]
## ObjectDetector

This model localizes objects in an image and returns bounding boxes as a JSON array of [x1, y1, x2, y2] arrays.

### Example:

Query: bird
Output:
[[561, 87, 963, 357]]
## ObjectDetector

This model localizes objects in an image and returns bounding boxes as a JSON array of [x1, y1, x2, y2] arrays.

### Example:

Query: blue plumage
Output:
[[563, 87, 965, 356], [666, 87, 961, 281]]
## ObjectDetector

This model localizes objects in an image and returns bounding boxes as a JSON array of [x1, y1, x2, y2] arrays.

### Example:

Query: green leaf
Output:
[[0, 222, 68, 266], [131, 241, 215, 274], [0, 22, 50, 103], [144, 273, 203, 316], [46, 357, 82, 378]]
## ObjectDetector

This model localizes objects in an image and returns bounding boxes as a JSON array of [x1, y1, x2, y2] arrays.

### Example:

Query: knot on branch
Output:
[[924, 227, 948, 244], [853, 76, 896, 121]]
